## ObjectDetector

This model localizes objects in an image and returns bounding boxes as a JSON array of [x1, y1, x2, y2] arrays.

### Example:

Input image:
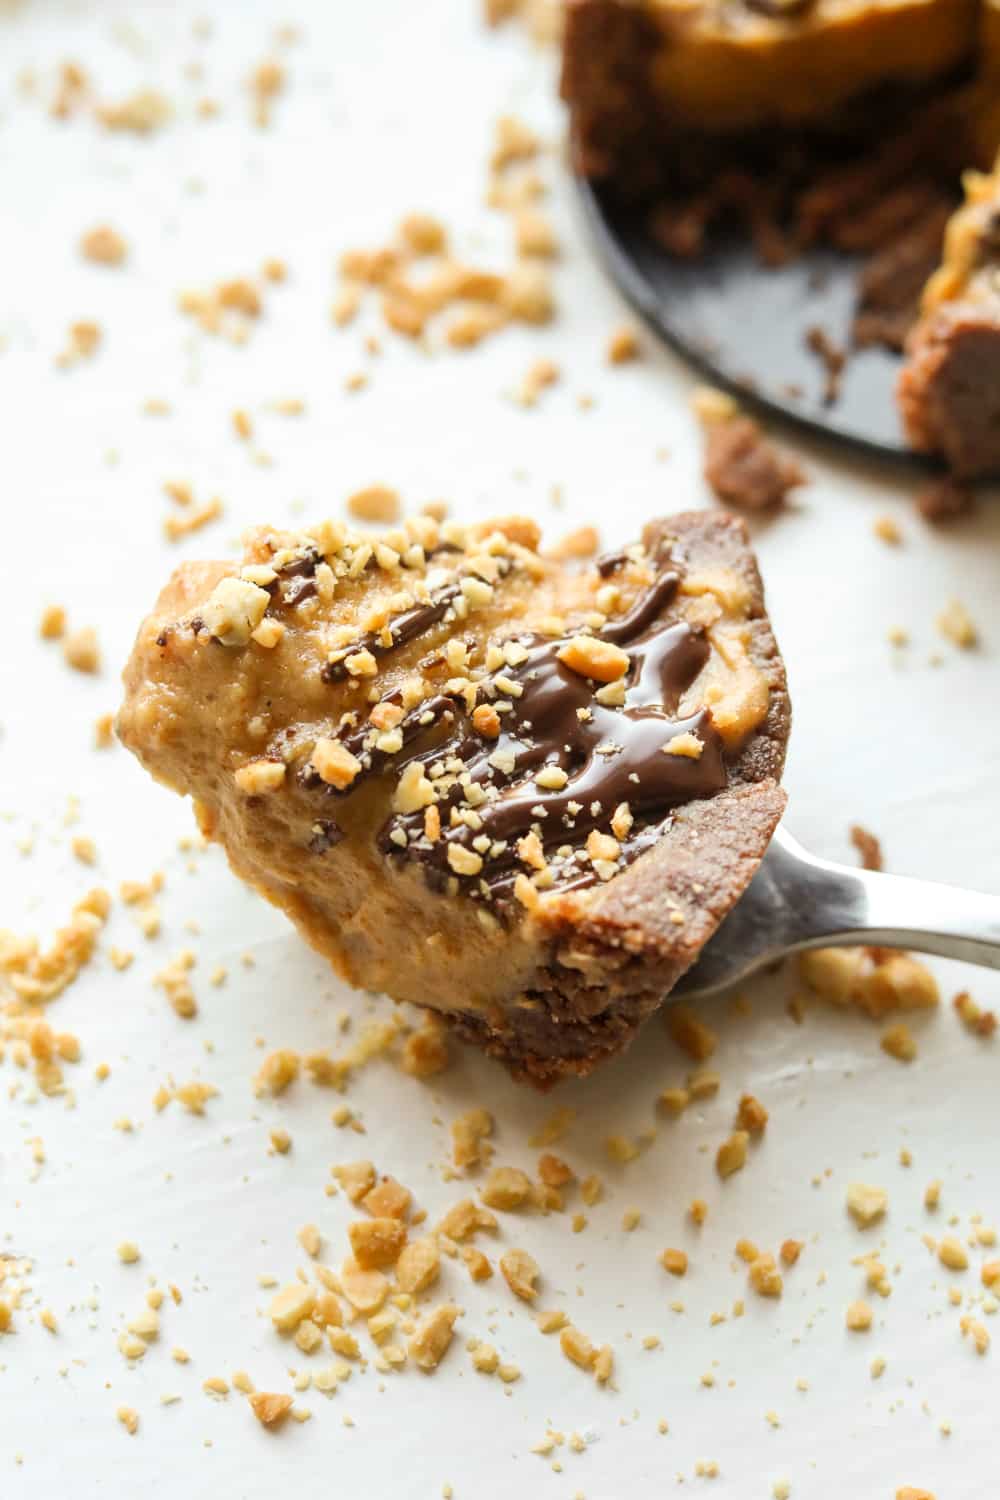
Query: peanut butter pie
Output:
[[562, 0, 1000, 357], [119, 510, 789, 1084]]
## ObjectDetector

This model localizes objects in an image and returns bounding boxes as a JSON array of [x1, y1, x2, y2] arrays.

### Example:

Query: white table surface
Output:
[[2, 3, 999, 1496]]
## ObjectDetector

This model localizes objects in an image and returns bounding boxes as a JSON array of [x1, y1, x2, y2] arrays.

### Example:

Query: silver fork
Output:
[[674, 824, 1000, 1001]]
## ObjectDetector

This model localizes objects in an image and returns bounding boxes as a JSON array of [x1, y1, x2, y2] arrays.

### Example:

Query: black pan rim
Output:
[[573, 170, 946, 475]]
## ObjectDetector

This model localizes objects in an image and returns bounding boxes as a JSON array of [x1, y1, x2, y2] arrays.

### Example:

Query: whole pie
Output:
[[119, 508, 789, 1084]]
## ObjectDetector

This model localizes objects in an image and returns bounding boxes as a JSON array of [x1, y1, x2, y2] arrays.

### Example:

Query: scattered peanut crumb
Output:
[[688, 1069, 720, 1101], [937, 599, 978, 649], [81, 225, 127, 265], [400, 1018, 450, 1077], [297, 1224, 322, 1259], [71, 835, 97, 865], [98, 90, 170, 133], [255, 1049, 300, 1096], [938, 1236, 969, 1272], [516, 357, 560, 407], [249, 1391, 294, 1427], [735, 1094, 768, 1133], [491, 114, 540, 173], [63, 626, 100, 674], [57, 320, 102, 366], [659, 1087, 690, 1116], [849, 824, 883, 871], [451, 1108, 494, 1170], [799, 948, 939, 1017], [873, 515, 902, 545], [153, 950, 197, 1019], [116, 1406, 139, 1435], [500, 1248, 539, 1302], [847, 1183, 888, 1228], [660, 1249, 688, 1278], [164, 496, 223, 542], [348, 1217, 407, 1270], [881, 1022, 917, 1062], [409, 1303, 460, 1371], [748, 1253, 783, 1299], [347, 485, 401, 524], [549, 525, 599, 560], [529, 1108, 575, 1148], [481, 1165, 532, 1210], [716, 1132, 749, 1180], [94, 713, 115, 747], [953, 990, 997, 1037], [39, 604, 67, 640], [667, 1006, 717, 1062], [606, 325, 641, 364]]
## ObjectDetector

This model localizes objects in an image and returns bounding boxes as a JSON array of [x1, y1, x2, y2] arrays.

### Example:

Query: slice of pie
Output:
[[118, 508, 789, 1084]]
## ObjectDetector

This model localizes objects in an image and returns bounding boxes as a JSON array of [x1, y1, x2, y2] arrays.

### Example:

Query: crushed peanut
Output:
[[249, 1391, 294, 1427], [716, 1132, 749, 1180], [348, 1218, 407, 1270], [660, 1249, 688, 1278], [409, 1304, 460, 1372], [667, 1006, 718, 1062], [481, 1165, 533, 1210], [937, 599, 978, 649], [846, 1183, 888, 1228]]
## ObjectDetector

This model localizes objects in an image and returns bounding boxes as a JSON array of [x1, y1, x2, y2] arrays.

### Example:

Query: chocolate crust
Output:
[[898, 303, 1000, 476], [447, 779, 787, 1086], [560, 0, 661, 186], [447, 510, 790, 1086]]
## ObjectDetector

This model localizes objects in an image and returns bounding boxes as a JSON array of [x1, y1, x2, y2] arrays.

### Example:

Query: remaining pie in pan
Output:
[[561, 0, 1000, 448], [561, 0, 1000, 207], [118, 508, 789, 1084]]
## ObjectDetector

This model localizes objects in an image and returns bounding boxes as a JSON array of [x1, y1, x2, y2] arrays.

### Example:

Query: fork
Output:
[[674, 825, 1000, 1001]]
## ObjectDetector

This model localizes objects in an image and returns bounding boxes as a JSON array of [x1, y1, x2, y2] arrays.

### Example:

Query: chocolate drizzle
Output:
[[321, 583, 463, 683], [601, 570, 680, 643], [369, 565, 725, 904], [595, 547, 629, 577], [299, 543, 729, 901], [300, 691, 458, 792], [273, 548, 321, 608]]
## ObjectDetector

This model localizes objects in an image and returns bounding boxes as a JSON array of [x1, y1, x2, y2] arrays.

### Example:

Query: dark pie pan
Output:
[[575, 172, 942, 469]]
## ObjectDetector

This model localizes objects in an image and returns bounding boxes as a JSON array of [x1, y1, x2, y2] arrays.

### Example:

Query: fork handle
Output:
[[793, 853, 1000, 971]]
